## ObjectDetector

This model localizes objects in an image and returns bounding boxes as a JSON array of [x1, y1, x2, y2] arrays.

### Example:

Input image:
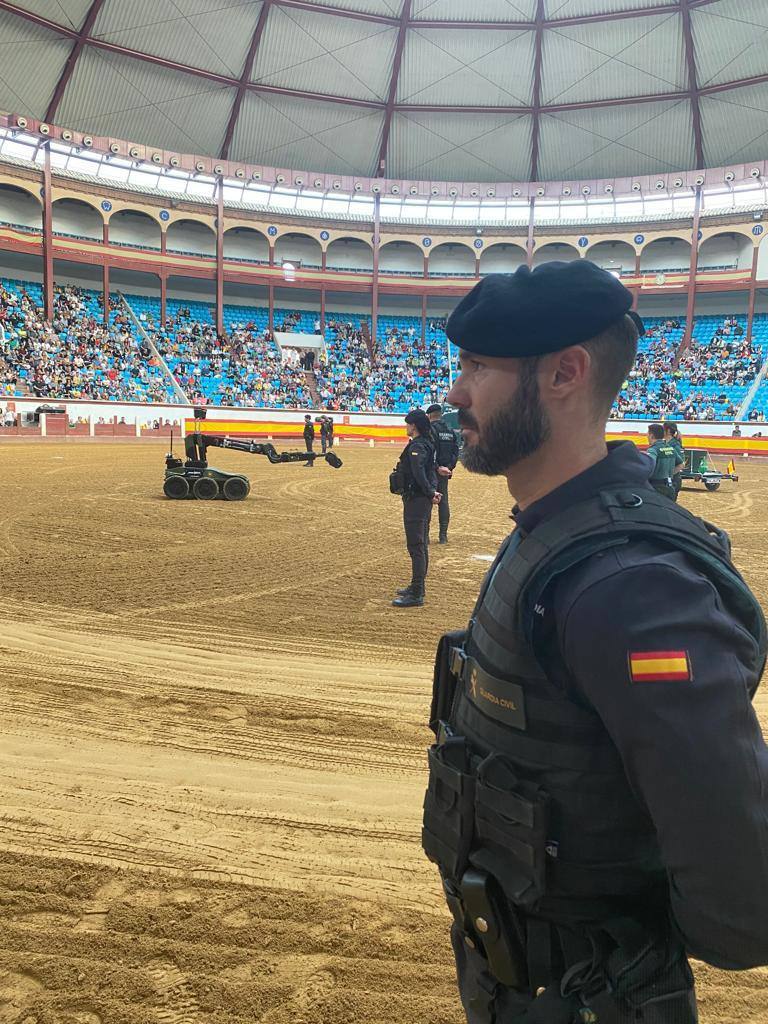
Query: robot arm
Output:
[[186, 432, 342, 467]]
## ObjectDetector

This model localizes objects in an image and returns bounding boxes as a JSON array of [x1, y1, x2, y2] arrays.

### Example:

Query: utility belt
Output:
[[424, 634, 697, 1023]]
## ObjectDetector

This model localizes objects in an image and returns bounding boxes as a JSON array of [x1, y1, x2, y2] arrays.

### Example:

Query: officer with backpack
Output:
[[646, 421, 684, 500], [423, 263, 768, 1024], [390, 409, 440, 608], [427, 403, 460, 543]]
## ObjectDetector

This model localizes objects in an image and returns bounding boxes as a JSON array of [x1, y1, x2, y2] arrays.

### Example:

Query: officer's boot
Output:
[[392, 581, 424, 607], [396, 585, 414, 597], [439, 529, 448, 544]]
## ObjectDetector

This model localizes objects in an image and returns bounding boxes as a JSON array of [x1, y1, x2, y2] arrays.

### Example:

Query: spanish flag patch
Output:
[[628, 650, 692, 683]]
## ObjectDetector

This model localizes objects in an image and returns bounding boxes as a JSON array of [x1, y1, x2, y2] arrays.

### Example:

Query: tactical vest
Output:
[[423, 486, 766, 1020], [431, 418, 458, 466]]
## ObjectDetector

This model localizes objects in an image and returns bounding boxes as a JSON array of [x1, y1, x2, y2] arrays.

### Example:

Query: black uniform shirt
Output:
[[516, 442, 768, 970], [303, 421, 314, 441], [430, 417, 460, 470], [401, 435, 437, 497]]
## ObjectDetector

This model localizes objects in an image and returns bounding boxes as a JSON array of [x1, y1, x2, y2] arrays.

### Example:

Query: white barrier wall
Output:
[[1, 397, 763, 438]]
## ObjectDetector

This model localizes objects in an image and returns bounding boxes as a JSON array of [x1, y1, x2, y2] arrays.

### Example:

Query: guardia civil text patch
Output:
[[629, 650, 691, 683]]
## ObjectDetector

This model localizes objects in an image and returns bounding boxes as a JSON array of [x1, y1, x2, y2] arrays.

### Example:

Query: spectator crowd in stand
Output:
[[613, 315, 764, 421], [0, 280, 179, 403], [3, 278, 768, 422]]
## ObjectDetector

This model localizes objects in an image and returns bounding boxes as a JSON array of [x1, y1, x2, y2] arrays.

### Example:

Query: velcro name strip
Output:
[[464, 657, 527, 730]]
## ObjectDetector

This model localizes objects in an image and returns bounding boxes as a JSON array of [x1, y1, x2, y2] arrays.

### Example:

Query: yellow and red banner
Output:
[[628, 650, 691, 683]]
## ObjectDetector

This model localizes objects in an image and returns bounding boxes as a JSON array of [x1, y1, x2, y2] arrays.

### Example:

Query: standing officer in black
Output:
[[303, 414, 314, 467], [423, 262, 768, 1023], [428, 403, 461, 543], [391, 409, 440, 608]]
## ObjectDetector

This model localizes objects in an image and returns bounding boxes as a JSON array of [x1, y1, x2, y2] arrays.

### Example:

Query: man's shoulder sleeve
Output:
[[553, 549, 768, 968]]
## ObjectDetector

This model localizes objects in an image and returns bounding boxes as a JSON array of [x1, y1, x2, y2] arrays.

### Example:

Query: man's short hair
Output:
[[648, 422, 664, 440], [663, 420, 678, 436], [580, 314, 640, 419]]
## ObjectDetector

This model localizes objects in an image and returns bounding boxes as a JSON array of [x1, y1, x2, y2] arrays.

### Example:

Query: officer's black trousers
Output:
[[673, 472, 683, 499], [437, 475, 450, 532], [321, 437, 328, 453], [403, 494, 432, 593], [304, 437, 313, 465]]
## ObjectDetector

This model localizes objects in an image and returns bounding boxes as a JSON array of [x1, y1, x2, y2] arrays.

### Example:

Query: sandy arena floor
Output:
[[0, 441, 767, 1024]]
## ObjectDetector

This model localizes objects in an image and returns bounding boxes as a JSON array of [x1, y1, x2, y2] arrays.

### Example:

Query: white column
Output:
[[40, 413, 47, 437], [89, 416, 95, 437]]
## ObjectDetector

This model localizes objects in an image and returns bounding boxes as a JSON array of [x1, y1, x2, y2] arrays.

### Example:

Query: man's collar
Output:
[[512, 441, 652, 535]]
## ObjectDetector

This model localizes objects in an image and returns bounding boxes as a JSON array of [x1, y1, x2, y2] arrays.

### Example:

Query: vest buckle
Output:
[[450, 646, 467, 678]]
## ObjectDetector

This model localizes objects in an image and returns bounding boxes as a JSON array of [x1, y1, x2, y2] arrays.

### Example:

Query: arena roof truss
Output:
[[1, 0, 768, 183]]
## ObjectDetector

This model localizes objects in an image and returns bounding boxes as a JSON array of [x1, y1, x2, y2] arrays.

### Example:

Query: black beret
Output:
[[446, 261, 643, 358]]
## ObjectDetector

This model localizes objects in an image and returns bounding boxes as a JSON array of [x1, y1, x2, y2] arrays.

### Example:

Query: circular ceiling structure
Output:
[[0, 0, 767, 183]]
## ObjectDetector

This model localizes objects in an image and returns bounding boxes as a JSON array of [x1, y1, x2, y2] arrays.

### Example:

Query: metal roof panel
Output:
[[57, 48, 233, 155], [399, 27, 535, 105], [692, 0, 768, 89], [701, 85, 768, 168], [411, 0, 537, 20], [538, 99, 695, 179], [541, 13, 685, 105], [0, 9, 72, 119], [231, 92, 385, 174], [389, 110, 532, 180], [92, 0, 259, 77], [252, 6, 397, 101]]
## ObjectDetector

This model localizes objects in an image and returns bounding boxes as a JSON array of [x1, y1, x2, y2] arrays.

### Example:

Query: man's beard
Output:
[[459, 363, 550, 476]]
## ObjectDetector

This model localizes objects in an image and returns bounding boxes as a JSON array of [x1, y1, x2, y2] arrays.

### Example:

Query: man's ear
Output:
[[542, 345, 591, 397]]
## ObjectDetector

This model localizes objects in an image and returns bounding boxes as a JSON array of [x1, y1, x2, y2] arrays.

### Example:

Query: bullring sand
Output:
[[0, 443, 766, 1023]]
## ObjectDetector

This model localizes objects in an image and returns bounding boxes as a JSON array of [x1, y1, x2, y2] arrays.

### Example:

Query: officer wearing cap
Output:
[[391, 409, 440, 608], [646, 422, 683, 501], [423, 262, 768, 1023], [427, 403, 461, 543]]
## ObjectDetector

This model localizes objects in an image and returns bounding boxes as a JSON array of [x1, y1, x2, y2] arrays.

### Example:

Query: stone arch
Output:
[[532, 241, 580, 266], [428, 242, 475, 277], [698, 231, 753, 272], [380, 240, 423, 275], [166, 218, 216, 257], [51, 197, 103, 240], [274, 232, 322, 268], [326, 236, 373, 272], [0, 182, 42, 231], [223, 226, 269, 263], [479, 243, 526, 275], [639, 237, 691, 274], [585, 239, 636, 277], [109, 208, 162, 249]]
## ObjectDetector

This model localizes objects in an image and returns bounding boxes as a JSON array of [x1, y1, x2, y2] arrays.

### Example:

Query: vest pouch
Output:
[[429, 630, 468, 735], [422, 737, 476, 880], [473, 754, 550, 911], [389, 466, 405, 494]]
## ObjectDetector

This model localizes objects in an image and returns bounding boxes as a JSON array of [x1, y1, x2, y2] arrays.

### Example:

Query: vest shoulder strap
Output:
[[489, 488, 766, 684]]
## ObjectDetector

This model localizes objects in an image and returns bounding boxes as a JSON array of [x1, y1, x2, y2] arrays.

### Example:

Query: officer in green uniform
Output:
[[664, 420, 685, 498], [423, 262, 768, 1024], [645, 422, 683, 500]]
